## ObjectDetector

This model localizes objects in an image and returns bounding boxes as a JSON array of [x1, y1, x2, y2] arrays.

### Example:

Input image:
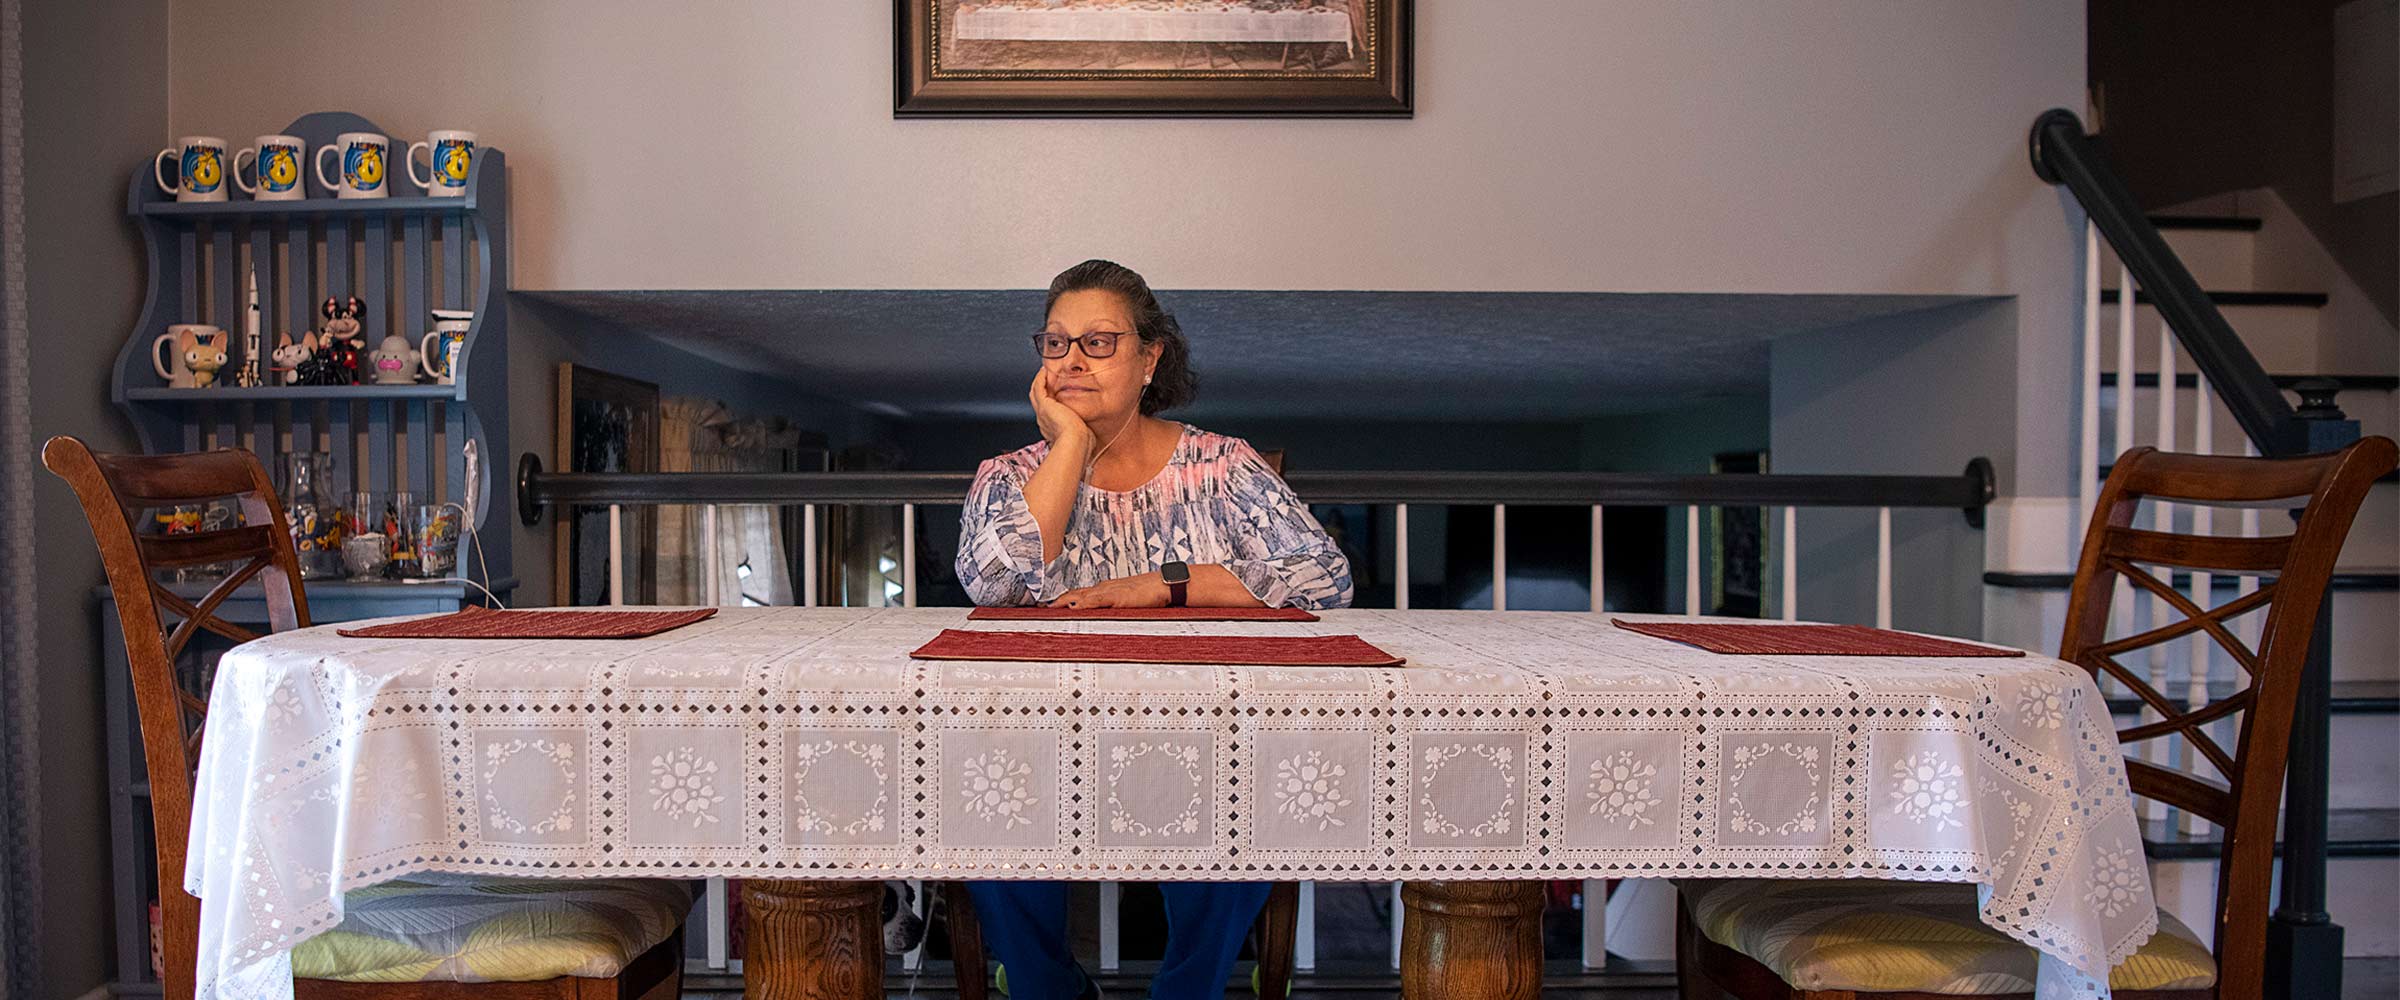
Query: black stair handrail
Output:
[[515, 454, 1999, 527], [2030, 108, 2307, 457]]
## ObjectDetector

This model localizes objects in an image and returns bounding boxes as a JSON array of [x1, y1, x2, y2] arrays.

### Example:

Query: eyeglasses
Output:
[[1031, 330, 1126, 360]]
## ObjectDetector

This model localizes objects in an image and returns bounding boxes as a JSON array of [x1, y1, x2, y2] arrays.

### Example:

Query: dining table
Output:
[[186, 606, 2157, 1000]]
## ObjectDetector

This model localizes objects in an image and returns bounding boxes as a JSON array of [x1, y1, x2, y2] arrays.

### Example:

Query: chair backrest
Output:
[[1258, 447, 1287, 477], [40, 436, 311, 1000], [2059, 437, 2396, 993]]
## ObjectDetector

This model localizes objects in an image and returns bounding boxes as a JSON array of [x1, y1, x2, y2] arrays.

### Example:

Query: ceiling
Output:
[[519, 289, 1981, 422]]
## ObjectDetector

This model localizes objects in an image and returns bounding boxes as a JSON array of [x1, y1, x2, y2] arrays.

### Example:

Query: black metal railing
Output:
[[2031, 108, 2360, 998], [517, 458, 1997, 524]]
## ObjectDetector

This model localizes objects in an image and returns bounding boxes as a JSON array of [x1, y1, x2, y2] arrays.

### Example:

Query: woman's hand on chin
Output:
[[1029, 367, 1093, 450], [1048, 572, 1170, 609]]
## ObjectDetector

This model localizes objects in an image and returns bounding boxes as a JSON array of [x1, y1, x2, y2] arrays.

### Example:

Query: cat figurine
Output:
[[316, 296, 367, 384], [178, 328, 228, 388], [293, 330, 351, 387], [272, 331, 313, 386]]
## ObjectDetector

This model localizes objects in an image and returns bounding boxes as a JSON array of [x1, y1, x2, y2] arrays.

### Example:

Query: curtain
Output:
[[0, 0, 43, 991], [655, 398, 796, 607]]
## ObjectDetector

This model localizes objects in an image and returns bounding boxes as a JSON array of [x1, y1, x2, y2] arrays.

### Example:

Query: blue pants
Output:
[[964, 881, 1273, 1000]]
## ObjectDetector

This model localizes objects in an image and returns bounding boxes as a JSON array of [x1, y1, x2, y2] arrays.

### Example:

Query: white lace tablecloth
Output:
[[954, 3, 1354, 50], [188, 607, 2152, 999]]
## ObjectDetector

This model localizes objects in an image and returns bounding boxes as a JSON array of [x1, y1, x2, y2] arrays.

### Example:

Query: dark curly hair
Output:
[[1044, 259, 1196, 416]]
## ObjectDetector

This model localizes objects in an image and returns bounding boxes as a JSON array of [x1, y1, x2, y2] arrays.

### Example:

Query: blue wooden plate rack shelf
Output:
[[110, 111, 512, 586], [101, 111, 517, 995]]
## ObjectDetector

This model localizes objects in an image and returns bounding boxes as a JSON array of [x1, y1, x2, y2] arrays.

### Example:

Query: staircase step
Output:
[[2144, 808, 2397, 860], [2099, 289, 2330, 308], [2097, 373, 2400, 392], [2096, 462, 2400, 484], [2149, 215, 2265, 232], [2099, 300, 2329, 371]]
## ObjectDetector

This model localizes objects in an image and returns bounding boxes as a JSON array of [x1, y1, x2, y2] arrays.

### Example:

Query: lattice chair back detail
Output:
[[2058, 437, 2397, 991], [41, 435, 311, 1000]]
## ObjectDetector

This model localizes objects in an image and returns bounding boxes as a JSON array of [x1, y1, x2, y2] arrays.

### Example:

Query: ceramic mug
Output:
[[418, 310, 471, 383], [313, 132, 391, 199], [406, 130, 477, 196], [234, 135, 307, 201], [152, 324, 226, 388], [154, 136, 230, 203]]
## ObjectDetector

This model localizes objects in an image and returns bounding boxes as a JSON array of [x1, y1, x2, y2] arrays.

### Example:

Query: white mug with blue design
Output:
[[406, 130, 477, 197], [153, 136, 229, 203], [313, 131, 391, 199], [234, 135, 307, 201]]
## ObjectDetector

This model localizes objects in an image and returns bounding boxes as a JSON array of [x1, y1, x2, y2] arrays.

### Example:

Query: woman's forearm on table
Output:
[[1191, 564, 1267, 607], [1024, 435, 1091, 564]]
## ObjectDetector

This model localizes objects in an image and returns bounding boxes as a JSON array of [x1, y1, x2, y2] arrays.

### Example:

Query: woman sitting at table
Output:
[[954, 259, 1353, 1000]]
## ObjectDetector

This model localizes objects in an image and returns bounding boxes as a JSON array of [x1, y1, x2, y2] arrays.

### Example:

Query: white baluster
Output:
[[1875, 507, 1892, 629], [1394, 503, 1410, 611], [702, 504, 721, 607], [2185, 378, 2215, 835], [1390, 882, 1404, 971], [1780, 506, 1798, 622], [2080, 221, 2102, 554], [2144, 319, 2178, 823], [2108, 264, 2138, 699], [1296, 880, 1317, 972], [802, 503, 818, 608], [1099, 881, 1122, 972], [1685, 506, 1701, 615], [1492, 504, 1507, 611], [706, 879, 730, 970], [902, 501, 918, 608], [1590, 504, 1606, 613], [607, 504, 625, 606], [1581, 878, 1607, 969]]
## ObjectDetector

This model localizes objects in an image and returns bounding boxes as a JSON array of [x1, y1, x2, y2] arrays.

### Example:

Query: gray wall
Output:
[[22, 0, 166, 994], [1771, 298, 2017, 637]]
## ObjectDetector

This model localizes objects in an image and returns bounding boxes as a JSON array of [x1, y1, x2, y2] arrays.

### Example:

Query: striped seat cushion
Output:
[[292, 875, 697, 983], [1682, 879, 2216, 994]]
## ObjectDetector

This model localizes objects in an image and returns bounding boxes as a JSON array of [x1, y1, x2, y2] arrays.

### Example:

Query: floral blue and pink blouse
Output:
[[955, 423, 1354, 610]]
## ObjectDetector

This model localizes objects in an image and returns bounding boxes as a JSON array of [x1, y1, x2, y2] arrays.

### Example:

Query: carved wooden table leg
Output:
[[742, 879, 882, 1000], [1399, 880, 1544, 1000]]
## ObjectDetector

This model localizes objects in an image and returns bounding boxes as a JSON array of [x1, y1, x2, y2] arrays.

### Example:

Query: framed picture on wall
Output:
[[896, 0, 1412, 117], [557, 364, 661, 607]]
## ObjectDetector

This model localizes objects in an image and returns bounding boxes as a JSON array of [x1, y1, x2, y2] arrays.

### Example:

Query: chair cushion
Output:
[[1682, 879, 2216, 994], [292, 874, 697, 983]]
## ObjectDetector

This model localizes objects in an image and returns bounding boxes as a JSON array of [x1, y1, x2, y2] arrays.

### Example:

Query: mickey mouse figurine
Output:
[[313, 296, 367, 385]]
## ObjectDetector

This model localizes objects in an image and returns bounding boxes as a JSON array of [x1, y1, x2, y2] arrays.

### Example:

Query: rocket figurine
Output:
[[236, 266, 264, 387]]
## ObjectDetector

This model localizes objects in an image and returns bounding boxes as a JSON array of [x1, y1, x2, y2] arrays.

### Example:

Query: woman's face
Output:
[[1041, 289, 1157, 423]]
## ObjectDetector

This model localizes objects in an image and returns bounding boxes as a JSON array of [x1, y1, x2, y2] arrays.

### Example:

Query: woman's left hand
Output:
[[1049, 572, 1169, 609]]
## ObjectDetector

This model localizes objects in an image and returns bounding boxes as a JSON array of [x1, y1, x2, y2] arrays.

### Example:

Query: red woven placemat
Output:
[[336, 605, 719, 640], [1609, 618, 2024, 657], [910, 629, 1403, 667], [968, 606, 1321, 622]]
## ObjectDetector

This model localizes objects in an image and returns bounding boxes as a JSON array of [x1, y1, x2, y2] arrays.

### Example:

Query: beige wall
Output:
[[168, 1, 2085, 297], [25, 0, 166, 993]]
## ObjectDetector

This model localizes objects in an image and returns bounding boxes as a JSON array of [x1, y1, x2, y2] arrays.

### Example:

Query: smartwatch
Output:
[[1160, 560, 1190, 607]]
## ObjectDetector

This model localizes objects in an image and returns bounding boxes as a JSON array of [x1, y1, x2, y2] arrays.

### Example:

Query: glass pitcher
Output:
[[278, 452, 344, 580]]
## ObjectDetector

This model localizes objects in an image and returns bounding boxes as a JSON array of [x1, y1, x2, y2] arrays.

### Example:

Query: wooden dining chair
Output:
[[941, 881, 1300, 1000], [42, 437, 690, 1000], [1674, 437, 2398, 1000]]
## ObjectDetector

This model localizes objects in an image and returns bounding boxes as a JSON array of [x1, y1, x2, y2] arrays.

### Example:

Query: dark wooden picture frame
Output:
[[556, 363, 661, 607], [1708, 450, 1769, 618], [896, 0, 1412, 117]]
